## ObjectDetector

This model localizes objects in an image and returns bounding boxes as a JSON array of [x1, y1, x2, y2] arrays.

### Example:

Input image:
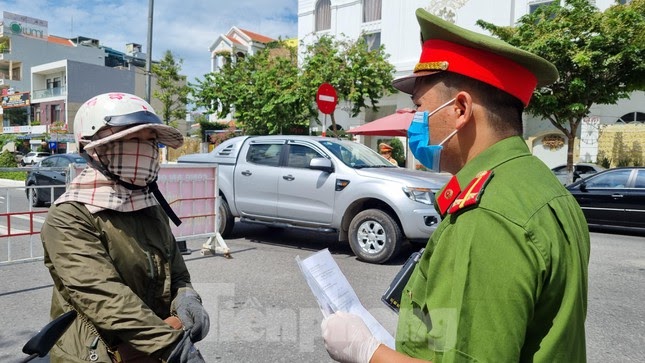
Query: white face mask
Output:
[[98, 140, 160, 187]]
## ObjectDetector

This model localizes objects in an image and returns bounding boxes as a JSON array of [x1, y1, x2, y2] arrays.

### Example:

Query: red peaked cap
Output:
[[415, 39, 537, 106], [392, 9, 559, 107]]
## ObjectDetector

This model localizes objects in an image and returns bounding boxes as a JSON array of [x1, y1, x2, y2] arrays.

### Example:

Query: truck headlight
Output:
[[402, 187, 434, 205]]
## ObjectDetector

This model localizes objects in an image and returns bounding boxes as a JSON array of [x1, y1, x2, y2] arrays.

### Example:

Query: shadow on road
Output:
[[224, 221, 425, 265]]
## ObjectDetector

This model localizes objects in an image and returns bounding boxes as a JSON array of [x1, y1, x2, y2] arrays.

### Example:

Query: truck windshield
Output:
[[319, 139, 397, 169]]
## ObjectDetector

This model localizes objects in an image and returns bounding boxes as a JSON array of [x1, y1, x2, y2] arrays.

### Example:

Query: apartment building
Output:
[[0, 11, 165, 153]]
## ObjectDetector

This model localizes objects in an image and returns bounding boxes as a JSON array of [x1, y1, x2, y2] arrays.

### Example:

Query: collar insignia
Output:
[[447, 170, 493, 215], [436, 175, 461, 216]]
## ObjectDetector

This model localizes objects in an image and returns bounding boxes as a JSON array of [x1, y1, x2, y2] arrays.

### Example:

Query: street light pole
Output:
[[145, 0, 154, 102]]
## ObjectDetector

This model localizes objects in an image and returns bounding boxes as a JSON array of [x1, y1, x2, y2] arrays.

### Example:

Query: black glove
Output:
[[171, 287, 210, 342], [167, 332, 205, 363]]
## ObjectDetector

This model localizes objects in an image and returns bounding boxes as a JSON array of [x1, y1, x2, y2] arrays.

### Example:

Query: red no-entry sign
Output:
[[316, 83, 337, 115]]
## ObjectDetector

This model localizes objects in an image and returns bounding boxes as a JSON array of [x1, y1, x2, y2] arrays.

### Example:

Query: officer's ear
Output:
[[453, 91, 473, 130]]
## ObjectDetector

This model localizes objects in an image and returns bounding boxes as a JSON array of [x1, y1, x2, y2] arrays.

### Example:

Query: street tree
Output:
[[477, 0, 645, 183], [301, 34, 397, 137], [151, 50, 191, 129], [192, 42, 313, 135], [191, 35, 397, 136]]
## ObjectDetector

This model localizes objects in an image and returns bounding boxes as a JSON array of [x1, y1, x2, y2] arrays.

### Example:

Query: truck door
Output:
[[277, 142, 336, 224], [233, 141, 284, 218]]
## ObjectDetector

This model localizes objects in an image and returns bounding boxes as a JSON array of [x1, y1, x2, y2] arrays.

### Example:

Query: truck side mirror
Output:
[[309, 157, 334, 173]]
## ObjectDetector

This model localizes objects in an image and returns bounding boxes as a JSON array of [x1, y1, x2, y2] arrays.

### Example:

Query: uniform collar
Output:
[[434, 136, 531, 216], [455, 136, 530, 185]]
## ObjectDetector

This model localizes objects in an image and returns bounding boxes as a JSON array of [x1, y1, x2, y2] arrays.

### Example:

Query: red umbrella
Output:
[[347, 108, 415, 137]]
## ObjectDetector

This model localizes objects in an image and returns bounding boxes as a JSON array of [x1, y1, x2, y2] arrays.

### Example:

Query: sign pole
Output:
[[322, 114, 327, 137]]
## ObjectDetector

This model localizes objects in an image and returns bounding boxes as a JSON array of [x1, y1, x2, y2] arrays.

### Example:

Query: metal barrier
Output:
[[0, 164, 228, 266]]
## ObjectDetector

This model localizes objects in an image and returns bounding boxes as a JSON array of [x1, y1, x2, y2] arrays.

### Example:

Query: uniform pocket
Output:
[[397, 269, 434, 360]]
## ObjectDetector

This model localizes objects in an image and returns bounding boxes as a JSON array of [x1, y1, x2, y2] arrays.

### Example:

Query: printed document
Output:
[[296, 249, 395, 349]]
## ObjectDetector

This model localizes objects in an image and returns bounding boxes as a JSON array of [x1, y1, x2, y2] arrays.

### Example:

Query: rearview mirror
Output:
[[580, 182, 587, 192], [309, 157, 334, 173]]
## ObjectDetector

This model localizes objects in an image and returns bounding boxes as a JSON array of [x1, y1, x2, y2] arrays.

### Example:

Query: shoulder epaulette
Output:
[[436, 175, 461, 216], [447, 170, 493, 215]]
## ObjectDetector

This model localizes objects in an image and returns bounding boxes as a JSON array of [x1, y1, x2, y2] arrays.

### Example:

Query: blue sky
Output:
[[1, 0, 298, 83]]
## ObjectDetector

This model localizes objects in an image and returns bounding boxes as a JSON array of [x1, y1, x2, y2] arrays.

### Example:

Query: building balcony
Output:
[[32, 86, 66, 100]]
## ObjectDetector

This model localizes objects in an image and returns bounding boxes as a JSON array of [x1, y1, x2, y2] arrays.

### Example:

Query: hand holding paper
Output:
[[321, 311, 382, 363], [296, 249, 395, 349]]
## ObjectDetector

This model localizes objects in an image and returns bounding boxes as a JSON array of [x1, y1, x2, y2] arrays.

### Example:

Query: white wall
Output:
[[297, 0, 643, 166]]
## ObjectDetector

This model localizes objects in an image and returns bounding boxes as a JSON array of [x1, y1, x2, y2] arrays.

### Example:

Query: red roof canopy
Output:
[[347, 109, 415, 137]]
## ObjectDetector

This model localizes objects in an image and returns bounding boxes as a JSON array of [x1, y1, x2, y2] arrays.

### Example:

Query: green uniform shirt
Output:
[[42, 202, 191, 362], [396, 136, 590, 362]]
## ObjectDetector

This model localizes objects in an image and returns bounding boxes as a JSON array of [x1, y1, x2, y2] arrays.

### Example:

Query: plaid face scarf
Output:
[[55, 140, 161, 213]]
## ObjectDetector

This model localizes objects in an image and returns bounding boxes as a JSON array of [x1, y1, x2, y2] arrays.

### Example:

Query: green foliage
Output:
[[0, 150, 26, 180], [192, 43, 313, 135], [191, 35, 397, 136], [301, 34, 397, 135], [0, 150, 16, 166], [596, 150, 611, 168], [477, 0, 645, 170], [152, 50, 191, 130]]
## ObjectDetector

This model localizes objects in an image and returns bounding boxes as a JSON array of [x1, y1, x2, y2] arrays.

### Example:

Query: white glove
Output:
[[321, 311, 381, 363]]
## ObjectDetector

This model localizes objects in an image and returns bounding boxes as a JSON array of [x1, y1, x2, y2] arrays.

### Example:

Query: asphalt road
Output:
[[1, 213, 644, 362]]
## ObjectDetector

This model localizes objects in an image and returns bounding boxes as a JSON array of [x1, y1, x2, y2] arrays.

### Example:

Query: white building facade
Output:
[[298, 0, 644, 168]]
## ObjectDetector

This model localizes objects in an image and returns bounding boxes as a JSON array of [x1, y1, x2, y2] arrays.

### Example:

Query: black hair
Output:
[[420, 72, 525, 136]]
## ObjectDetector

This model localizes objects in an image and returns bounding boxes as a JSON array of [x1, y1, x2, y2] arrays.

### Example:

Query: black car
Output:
[[25, 154, 87, 207], [566, 167, 645, 231]]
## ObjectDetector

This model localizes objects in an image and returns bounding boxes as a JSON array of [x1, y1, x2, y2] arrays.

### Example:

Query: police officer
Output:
[[378, 143, 398, 165], [321, 9, 590, 363], [42, 93, 208, 363]]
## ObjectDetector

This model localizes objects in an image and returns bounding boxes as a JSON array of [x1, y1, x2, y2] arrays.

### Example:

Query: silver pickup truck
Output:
[[178, 135, 450, 263]]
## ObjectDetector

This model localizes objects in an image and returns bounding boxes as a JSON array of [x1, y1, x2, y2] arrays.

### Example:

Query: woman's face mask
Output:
[[407, 98, 458, 172], [98, 139, 160, 187]]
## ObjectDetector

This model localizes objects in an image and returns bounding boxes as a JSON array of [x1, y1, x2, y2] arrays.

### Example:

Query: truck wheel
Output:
[[348, 209, 402, 264], [218, 198, 235, 238]]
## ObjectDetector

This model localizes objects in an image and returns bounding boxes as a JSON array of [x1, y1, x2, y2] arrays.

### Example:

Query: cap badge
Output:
[[414, 61, 449, 73]]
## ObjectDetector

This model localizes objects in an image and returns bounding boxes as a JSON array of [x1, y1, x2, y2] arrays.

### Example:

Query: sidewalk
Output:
[[0, 179, 25, 187]]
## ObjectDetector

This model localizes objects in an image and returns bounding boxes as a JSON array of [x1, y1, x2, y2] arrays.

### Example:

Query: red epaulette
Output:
[[436, 175, 461, 216], [447, 170, 493, 215]]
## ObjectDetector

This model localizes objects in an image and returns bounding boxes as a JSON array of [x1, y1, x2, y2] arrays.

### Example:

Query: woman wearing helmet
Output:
[[41, 92, 208, 363]]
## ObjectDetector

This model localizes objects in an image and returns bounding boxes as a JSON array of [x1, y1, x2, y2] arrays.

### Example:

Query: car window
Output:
[[54, 157, 71, 167], [552, 165, 566, 174], [634, 170, 645, 189], [576, 165, 596, 174], [287, 145, 320, 168], [40, 157, 56, 167], [247, 144, 283, 167], [585, 169, 632, 189]]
